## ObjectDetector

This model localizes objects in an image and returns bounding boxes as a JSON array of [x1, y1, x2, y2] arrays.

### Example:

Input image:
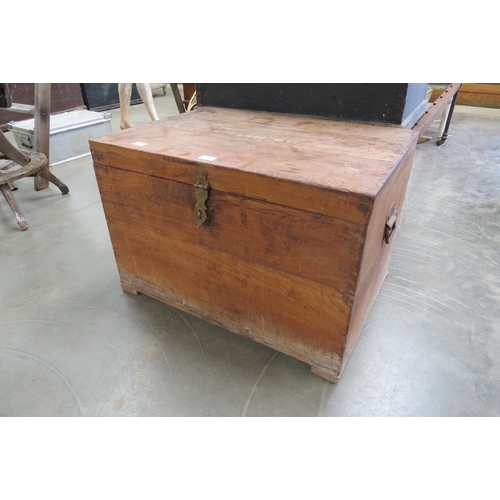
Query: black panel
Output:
[[80, 83, 142, 111], [197, 84, 425, 125]]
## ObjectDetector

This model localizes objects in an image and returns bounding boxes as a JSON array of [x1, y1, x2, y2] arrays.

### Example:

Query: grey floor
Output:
[[1, 91, 499, 417]]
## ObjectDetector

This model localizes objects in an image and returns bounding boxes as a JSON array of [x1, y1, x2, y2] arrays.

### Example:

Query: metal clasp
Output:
[[384, 202, 398, 244], [194, 170, 209, 227]]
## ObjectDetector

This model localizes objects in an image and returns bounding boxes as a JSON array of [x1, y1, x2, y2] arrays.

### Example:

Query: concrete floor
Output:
[[1, 91, 499, 417]]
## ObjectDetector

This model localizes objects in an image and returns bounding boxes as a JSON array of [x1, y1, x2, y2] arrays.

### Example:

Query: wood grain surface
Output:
[[342, 145, 417, 372], [90, 107, 418, 382], [90, 107, 417, 225]]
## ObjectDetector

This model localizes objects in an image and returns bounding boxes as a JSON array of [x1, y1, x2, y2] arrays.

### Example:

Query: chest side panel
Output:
[[95, 164, 364, 293], [94, 162, 365, 370]]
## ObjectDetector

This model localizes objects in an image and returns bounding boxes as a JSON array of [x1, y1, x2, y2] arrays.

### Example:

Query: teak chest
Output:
[[90, 107, 418, 382]]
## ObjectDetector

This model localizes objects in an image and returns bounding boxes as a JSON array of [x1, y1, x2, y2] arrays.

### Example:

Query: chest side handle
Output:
[[384, 202, 398, 244]]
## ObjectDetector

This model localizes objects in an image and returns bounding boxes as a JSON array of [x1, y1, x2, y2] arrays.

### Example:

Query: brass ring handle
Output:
[[384, 203, 398, 244]]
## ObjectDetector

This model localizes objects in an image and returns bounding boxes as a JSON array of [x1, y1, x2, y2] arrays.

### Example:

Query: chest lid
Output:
[[89, 107, 418, 226]]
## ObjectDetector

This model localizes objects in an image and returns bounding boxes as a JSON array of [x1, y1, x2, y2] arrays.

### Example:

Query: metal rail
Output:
[[412, 83, 462, 144]]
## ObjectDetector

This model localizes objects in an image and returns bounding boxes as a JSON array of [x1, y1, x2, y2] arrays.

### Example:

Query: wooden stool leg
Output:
[[34, 83, 51, 191], [0, 183, 28, 230], [37, 167, 69, 195]]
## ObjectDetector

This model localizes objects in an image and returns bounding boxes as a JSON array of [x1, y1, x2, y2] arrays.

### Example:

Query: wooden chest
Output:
[[89, 107, 418, 382]]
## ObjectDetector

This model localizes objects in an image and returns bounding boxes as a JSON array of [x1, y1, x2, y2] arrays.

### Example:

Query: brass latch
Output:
[[384, 202, 398, 244], [194, 170, 209, 227]]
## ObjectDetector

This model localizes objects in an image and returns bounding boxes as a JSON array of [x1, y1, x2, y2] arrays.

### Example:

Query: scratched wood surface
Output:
[[90, 107, 418, 382], [341, 147, 416, 373]]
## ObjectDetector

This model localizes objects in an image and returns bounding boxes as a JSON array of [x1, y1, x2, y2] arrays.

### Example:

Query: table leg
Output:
[[437, 89, 460, 146], [0, 183, 28, 230]]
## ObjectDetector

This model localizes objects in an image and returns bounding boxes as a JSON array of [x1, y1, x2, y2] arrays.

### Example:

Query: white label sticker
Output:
[[198, 155, 217, 161], [132, 141, 148, 146]]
